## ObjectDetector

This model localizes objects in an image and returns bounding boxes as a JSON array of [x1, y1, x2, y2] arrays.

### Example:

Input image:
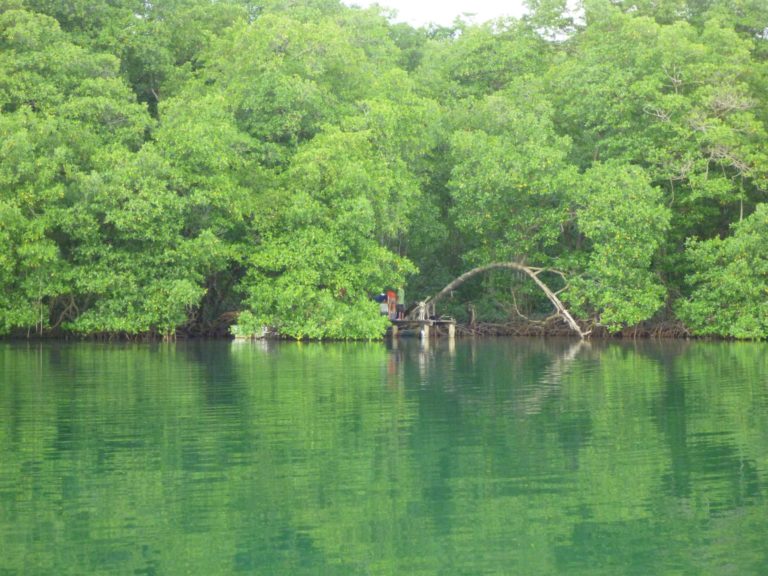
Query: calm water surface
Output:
[[1, 339, 767, 575]]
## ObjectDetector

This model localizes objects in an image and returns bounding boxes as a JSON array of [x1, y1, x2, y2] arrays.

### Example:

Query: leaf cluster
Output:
[[1, 0, 767, 338]]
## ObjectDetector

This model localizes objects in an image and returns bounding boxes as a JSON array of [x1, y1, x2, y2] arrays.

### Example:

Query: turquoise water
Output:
[[1, 339, 767, 575]]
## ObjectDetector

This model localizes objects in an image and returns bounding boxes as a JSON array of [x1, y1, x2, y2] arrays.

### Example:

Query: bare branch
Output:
[[643, 105, 671, 122], [427, 262, 588, 339]]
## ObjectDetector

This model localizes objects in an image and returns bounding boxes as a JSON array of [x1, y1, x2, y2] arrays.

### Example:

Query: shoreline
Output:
[[0, 320, 732, 342]]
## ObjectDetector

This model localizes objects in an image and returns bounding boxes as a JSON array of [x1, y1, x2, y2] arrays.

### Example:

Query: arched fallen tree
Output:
[[425, 262, 590, 339]]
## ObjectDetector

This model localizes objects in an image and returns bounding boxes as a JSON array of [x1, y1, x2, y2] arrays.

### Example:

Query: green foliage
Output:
[[447, 82, 572, 264], [678, 204, 768, 338], [1, 0, 768, 338], [416, 18, 551, 100], [237, 128, 418, 340], [204, 12, 371, 158], [62, 147, 224, 336], [0, 7, 152, 336], [548, 7, 768, 242], [567, 162, 671, 330]]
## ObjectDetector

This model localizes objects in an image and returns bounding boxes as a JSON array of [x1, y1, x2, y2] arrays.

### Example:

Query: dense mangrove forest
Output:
[[1, 0, 767, 340]]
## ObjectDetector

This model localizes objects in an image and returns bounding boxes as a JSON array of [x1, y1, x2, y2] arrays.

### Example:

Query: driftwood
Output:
[[427, 262, 590, 339]]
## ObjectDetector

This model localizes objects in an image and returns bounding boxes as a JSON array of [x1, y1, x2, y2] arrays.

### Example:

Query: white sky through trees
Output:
[[342, 0, 528, 27]]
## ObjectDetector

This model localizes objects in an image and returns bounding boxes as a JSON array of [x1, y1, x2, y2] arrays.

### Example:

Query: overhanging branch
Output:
[[427, 262, 589, 339]]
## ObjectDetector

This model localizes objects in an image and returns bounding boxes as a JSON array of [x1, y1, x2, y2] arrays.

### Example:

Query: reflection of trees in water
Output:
[[651, 343, 768, 507], [395, 339, 768, 568], [519, 339, 586, 415], [2, 341, 768, 575]]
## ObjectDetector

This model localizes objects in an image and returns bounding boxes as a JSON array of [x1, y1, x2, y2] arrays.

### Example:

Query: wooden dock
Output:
[[390, 318, 456, 339]]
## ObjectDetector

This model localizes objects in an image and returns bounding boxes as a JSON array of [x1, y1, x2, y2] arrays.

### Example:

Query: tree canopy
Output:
[[1, 0, 767, 339]]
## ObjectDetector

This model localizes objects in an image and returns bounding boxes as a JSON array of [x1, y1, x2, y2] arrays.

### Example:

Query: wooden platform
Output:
[[390, 318, 456, 339]]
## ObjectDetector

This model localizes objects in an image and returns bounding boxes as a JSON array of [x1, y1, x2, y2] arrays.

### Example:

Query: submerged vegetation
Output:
[[1, 0, 767, 339]]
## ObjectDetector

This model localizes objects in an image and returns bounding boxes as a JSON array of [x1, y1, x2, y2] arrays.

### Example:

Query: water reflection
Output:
[[520, 339, 587, 414], [0, 339, 767, 575]]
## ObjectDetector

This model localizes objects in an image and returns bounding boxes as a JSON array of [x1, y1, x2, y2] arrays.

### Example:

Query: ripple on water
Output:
[[1, 340, 767, 575]]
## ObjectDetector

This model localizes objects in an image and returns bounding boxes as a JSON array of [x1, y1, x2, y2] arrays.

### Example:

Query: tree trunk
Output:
[[428, 262, 589, 339]]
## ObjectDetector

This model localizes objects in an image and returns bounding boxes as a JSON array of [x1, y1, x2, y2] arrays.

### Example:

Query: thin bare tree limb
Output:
[[427, 262, 590, 339]]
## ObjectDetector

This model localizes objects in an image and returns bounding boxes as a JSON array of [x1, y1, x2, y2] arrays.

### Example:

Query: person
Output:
[[386, 290, 397, 320], [373, 292, 388, 315]]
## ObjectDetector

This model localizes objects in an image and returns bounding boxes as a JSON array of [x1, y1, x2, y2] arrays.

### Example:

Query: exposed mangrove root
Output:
[[427, 262, 590, 339], [454, 319, 690, 339]]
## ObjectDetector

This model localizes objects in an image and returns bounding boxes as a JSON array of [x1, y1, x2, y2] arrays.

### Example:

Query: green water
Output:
[[1, 339, 767, 575]]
